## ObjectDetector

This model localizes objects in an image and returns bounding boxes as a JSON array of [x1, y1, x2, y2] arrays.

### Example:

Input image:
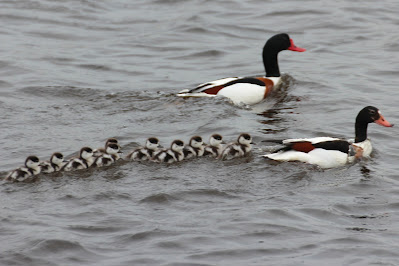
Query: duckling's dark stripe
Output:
[[51, 163, 59, 171], [164, 153, 174, 163]]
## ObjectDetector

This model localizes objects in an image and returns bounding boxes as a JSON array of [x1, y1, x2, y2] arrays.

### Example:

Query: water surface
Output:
[[1, 0, 399, 265]]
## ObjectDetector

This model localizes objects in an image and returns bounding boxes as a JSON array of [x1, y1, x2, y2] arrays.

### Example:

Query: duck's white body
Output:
[[178, 77, 281, 106], [352, 139, 373, 157], [264, 138, 357, 169], [218, 77, 281, 105], [179, 77, 241, 98]]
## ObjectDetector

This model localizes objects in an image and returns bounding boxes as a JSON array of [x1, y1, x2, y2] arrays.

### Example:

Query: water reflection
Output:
[[254, 74, 300, 134], [360, 165, 372, 179]]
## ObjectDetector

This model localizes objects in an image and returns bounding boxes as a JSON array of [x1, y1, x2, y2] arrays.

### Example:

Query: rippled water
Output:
[[1, 0, 399, 265]]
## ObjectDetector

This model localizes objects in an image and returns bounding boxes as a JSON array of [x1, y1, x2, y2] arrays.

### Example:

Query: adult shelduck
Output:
[[177, 33, 306, 105], [263, 106, 393, 168]]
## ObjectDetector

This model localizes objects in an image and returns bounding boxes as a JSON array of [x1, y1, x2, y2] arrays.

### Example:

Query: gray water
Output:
[[1, 0, 399, 265]]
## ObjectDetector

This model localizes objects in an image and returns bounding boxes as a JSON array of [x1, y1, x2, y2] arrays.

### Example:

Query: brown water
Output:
[[1, 0, 399, 265]]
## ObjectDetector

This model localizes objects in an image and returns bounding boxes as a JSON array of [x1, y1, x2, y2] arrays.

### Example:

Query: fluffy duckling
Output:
[[39, 152, 67, 173], [152, 140, 185, 163], [219, 133, 252, 160], [93, 138, 119, 157], [62, 147, 95, 171], [203, 134, 224, 158], [6, 156, 41, 181], [93, 143, 122, 167], [126, 137, 161, 161], [183, 136, 205, 159]]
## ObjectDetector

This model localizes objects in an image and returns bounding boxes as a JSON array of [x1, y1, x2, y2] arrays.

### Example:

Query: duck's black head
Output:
[[355, 106, 393, 143], [264, 33, 306, 54], [265, 33, 291, 53], [356, 106, 393, 127], [263, 33, 305, 77]]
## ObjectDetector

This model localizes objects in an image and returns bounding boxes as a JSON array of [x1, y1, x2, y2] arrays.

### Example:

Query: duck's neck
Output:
[[355, 121, 368, 143], [263, 48, 280, 77]]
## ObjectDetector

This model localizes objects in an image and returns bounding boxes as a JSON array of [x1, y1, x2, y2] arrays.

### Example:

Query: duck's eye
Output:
[[149, 138, 157, 144], [369, 109, 376, 115]]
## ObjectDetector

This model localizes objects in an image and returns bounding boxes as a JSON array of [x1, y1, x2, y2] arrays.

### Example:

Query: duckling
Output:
[[126, 137, 161, 161], [93, 138, 119, 156], [39, 152, 67, 173], [219, 133, 252, 160], [93, 143, 122, 167], [6, 156, 41, 181], [152, 140, 185, 163], [203, 134, 224, 158], [62, 147, 95, 171], [183, 136, 205, 159]]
